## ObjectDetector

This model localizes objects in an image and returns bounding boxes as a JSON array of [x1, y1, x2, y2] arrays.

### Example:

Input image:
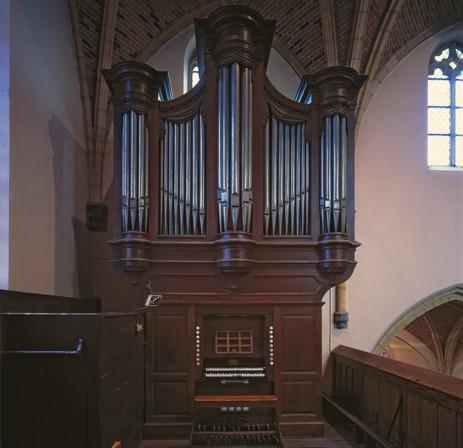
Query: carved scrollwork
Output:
[[264, 79, 311, 125], [160, 77, 207, 122]]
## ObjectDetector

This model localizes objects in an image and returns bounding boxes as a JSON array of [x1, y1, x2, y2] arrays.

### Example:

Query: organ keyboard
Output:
[[204, 367, 266, 379]]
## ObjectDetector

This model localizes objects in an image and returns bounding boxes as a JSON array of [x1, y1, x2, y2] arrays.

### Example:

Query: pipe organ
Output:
[[105, 5, 365, 444]]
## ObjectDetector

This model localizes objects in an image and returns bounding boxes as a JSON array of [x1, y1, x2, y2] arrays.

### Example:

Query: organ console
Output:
[[104, 4, 365, 444]]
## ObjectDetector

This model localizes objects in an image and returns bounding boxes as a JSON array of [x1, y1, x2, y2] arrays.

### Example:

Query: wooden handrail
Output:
[[324, 345, 463, 448], [332, 345, 463, 401]]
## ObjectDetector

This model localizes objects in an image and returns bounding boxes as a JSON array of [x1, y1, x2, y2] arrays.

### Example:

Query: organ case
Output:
[[104, 5, 365, 442]]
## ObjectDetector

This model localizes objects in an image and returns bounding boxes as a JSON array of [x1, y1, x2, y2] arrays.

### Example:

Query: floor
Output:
[[139, 424, 352, 448], [139, 437, 352, 448]]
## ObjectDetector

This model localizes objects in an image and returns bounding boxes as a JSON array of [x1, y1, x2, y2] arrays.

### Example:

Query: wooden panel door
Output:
[[145, 305, 195, 438], [274, 304, 323, 436]]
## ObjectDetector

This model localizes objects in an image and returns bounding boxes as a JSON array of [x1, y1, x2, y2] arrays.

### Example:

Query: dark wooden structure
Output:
[[1, 299, 144, 448], [104, 5, 365, 443], [323, 345, 463, 448]]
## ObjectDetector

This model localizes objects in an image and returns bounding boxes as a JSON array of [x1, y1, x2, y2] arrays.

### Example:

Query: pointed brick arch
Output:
[[373, 284, 463, 355]]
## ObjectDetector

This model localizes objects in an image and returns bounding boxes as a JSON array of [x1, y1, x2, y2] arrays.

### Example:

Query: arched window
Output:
[[188, 54, 200, 90], [427, 42, 463, 168]]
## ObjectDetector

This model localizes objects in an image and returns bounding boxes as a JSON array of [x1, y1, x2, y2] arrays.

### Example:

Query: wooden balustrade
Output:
[[323, 345, 463, 448]]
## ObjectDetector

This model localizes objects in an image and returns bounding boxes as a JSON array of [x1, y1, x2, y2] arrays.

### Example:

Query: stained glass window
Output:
[[428, 42, 463, 168]]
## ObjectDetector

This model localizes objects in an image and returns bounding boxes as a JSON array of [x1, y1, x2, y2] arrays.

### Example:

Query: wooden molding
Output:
[[319, 0, 338, 66]]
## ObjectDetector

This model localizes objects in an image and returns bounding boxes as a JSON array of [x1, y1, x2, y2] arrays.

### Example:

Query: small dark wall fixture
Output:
[[86, 203, 108, 232]]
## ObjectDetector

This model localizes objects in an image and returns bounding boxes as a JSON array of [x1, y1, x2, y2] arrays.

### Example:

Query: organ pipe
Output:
[[264, 117, 310, 236], [120, 110, 150, 233], [320, 114, 347, 234], [159, 114, 206, 235], [217, 64, 253, 233]]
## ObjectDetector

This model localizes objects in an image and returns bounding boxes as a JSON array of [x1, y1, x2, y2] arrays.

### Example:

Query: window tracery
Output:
[[427, 42, 463, 168]]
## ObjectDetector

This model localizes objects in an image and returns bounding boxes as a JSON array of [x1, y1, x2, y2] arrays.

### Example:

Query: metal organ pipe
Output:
[[159, 113, 206, 236], [264, 116, 310, 236], [120, 110, 149, 233], [217, 64, 253, 233], [320, 114, 347, 233]]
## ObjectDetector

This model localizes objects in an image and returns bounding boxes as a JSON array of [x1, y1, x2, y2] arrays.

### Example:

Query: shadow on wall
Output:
[[49, 114, 90, 298]]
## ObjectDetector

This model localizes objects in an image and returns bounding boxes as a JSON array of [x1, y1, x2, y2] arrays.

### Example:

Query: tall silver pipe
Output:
[[121, 113, 129, 232], [199, 113, 206, 235], [241, 67, 252, 232], [325, 117, 332, 233], [290, 124, 296, 235], [173, 122, 179, 234], [277, 121, 284, 235], [230, 63, 240, 231], [161, 122, 168, 234], [129, 110, 138, 230], [341, 116, 347, 232], [138, 113, 145, 231], [284, 124, 290, 235], [144, 122, 150, 232], [185, 120, 191, 235], [301, 129, 306, 236], [241, 67, 249, 231], [271, 117, 278, 235], [264, 118, 270, 234], [320, 126, 325, 233], [332, 115, 340, 231], [295, 123, 301, 235], [305, 141, 310, 235], [218, 67, 224, 232], [179, 122, 185, 234], [217, 66, 230, 233], [192, 115, 198, 235], [246, 67, 253, 232], [168, 121, 174, 234], [159, 134, 167, 235]]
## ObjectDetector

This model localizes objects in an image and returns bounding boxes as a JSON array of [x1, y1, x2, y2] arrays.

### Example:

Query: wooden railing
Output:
[[323, 345, 463, 448]]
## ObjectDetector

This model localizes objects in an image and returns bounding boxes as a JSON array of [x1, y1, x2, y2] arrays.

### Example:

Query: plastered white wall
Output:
[[324, 28, 463, 356], [9, 0, 88, 297], [0, 0, 10, 290]]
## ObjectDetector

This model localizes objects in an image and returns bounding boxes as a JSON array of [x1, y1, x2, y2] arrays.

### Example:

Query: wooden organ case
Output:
[[104, 5, 365, 444]]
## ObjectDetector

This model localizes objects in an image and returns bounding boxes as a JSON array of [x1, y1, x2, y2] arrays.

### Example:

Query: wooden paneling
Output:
[[275, 305, 323, 435], [1, 312, 144, 448], [153, 382, 189, 415], [99, 314, 145, 448], [146, 306, 194, 431], [324, 345, 463, 448], [281, 381, 318, 413], [153, 314, 190, 372], [280, 314, 317, 373]]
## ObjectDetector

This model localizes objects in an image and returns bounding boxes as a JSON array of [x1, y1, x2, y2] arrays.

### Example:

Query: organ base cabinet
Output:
[[143, 302, 323, 440]]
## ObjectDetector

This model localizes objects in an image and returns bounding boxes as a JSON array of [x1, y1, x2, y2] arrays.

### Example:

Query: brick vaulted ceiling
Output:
[[70, 0, 463, 202], [405, 300, 463, 374]]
